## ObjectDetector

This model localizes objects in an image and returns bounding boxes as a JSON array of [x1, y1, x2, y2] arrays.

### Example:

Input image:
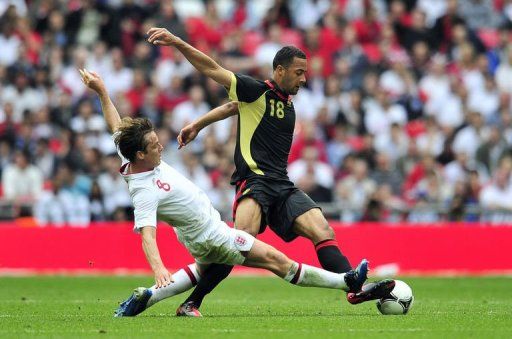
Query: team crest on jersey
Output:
[[235, 235, 247, 246]]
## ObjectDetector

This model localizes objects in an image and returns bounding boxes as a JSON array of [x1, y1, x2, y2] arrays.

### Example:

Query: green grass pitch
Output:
[[0, 276, 510, 338]]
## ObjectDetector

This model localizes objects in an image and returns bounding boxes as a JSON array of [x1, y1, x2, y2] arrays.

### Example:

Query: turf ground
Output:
[[0, 276, 510, 338]]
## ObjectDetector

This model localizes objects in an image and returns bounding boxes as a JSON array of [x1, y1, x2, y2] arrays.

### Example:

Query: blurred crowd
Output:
[[2, 0, 512, 226]]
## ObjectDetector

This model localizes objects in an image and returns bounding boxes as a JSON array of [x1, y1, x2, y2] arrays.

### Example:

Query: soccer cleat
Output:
[[114, 287, 152, 317], [176, 301, 202, 317], [344, 259, 369, 293], [346, 279, 396, 305]]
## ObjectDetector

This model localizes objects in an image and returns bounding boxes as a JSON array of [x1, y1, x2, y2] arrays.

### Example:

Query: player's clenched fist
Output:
[[79, 68, 105, 94], [146, 27, 179, 46]]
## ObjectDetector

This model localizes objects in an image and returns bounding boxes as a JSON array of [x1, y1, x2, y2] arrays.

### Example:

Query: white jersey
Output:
[[114, 134, 254, 265], [120, 159, 220, 244]]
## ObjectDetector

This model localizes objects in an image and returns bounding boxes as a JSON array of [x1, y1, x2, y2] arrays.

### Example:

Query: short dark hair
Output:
[[272, 46, 306, 70], [114, 117, 154, 162]]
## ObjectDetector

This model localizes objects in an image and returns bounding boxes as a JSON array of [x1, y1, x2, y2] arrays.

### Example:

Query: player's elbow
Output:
[[140, 226, 157, 239], [226, 101, 239, 115], [205, 67, 231, 88]]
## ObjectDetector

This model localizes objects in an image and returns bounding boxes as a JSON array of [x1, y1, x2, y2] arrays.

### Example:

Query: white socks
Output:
[[284, 262, 348, 291], [147, 264, 200, 307]]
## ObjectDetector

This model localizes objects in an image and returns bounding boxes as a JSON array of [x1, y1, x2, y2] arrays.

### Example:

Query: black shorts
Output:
[[232, 177, 320, 242]]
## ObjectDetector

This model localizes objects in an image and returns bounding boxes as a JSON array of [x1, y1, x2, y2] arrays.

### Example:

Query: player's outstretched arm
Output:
[[79, 69, 122, 133], [140, 226, 174, 288], [177, 101, 239, 149], [146, 27, 232, 88]]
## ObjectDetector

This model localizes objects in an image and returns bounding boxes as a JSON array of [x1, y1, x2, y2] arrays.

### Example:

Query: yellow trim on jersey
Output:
[[229, 73, 267, 176], [228, 72, 238, 101], [238, 96, 266, 175]]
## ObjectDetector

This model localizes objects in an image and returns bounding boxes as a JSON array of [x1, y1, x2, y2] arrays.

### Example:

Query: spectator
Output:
[[0, 21, 21, 67], [363, 87, 407, 136], [156, 0, 188, 41], [154, 52, 194, 91], [59, 46, 89, 100], [417, 0, 448, 27], [326, 124, 352, 169], [89, 181, 106, 222], [0, 140, 12, 177], [2, 71, 47, 122], [34, 138, 58, 180], [444, 151, 489, 186], [51, 160, 92, 226], [288, 145, 335, 200], [392, 8, 436, 52], [476, 125, 509, 173], [103, 48, 133, 97], [34, 178, 66, 227], [335, 158, 377, 222], [97, 154, 131, 218], [458, 0, 500, 30], [334, 25, 369, 88], [351, 3, 382, 44], [86, 41, 111, 76], [480, 168, 512, 222], [0, 101, 20, 146], [495, 45, 512, 94], [448, 169, 481, 221], [289, 0, 330, 30], [452, 111, 490, 159], [2, 149, 43, 208], [407, 169, 452, 222], [254, 24, 284, 68], [431, 0, 464, 51], [416, 116, 445, 157], [362, 184, 405, 222], [70, 99, 106, 134], [370, 152, 404, 196], [471, 70, 499, 123], [374, 122, 409, 162], [175, 151, 213, 194], [262, 0, 292, 29], [289, 122, 328, 164]]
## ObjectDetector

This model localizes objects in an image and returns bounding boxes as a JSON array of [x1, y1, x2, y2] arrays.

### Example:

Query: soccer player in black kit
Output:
[[146, 27, 394, 316]]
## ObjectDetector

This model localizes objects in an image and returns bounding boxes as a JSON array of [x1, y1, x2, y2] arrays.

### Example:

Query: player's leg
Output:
[[146, 263, 204, 307], [292, 207, 353, 273], [242, 237, 368, 292], [179, 197, 263, 311], [293, 202, 395, 302], [114, 263, 201, 317]]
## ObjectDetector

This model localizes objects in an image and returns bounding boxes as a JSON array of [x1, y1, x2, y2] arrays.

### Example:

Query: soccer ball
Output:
[[376, 280, 414, 315]]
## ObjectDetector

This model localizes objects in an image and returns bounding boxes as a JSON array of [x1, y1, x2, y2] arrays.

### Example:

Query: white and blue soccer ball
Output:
[[376, 280, 414, 315]]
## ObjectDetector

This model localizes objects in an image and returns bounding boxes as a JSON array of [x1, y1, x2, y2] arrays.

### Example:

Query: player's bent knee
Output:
[[322, 225, 336, 240], [313, 216, 335, 239], [307, 223, 335, 243], [235, 223, 259, 236]]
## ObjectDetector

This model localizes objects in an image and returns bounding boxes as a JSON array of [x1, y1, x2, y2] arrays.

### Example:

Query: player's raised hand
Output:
[[146, 27, 179, 46], [154, 266, 174, 288], [177, 123, 199, 149], [79, 69, 105, 94]]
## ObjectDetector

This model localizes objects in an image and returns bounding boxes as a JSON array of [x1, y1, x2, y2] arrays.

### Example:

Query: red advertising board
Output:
[[2, 222, 511, 275]]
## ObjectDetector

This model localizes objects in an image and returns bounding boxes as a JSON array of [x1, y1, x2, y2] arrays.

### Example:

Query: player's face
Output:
[[283, 57, 307, 95], [142, 131, 163, 167]]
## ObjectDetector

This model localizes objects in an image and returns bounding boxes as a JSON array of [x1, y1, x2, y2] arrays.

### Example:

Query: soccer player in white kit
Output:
[[79, 69, 370, 317]]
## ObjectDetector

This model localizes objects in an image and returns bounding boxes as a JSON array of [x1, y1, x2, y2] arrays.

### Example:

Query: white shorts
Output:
[[183, 221, 255, 266]]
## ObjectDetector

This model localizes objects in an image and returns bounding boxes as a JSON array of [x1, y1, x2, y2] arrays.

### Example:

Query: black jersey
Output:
[[228, 72, 296, 184]]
